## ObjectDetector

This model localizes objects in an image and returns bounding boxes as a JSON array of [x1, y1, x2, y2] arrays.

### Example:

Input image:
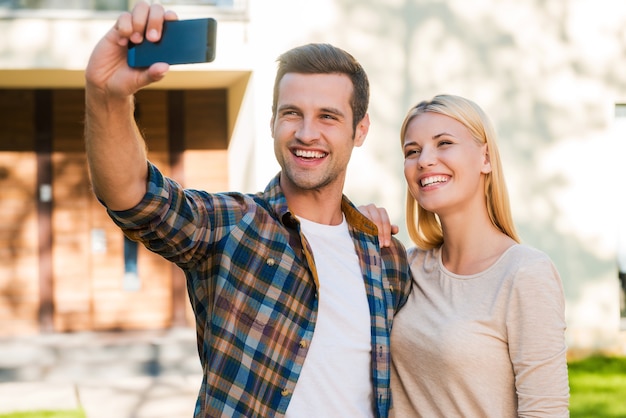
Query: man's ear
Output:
[[354, 113, 370, 147]]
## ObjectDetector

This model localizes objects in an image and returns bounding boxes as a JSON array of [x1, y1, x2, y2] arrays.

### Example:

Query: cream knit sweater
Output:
[[390, 244, 569, 418]]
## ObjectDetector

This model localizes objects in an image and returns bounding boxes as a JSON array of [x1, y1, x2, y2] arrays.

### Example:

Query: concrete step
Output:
[[0, 328, 202, 384]]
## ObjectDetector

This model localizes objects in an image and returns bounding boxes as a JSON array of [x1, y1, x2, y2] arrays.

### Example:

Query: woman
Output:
[[367, 94, 569, 417]]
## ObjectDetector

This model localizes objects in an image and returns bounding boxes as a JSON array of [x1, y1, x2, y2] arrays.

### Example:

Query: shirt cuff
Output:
[[106, 161, 171, 229]]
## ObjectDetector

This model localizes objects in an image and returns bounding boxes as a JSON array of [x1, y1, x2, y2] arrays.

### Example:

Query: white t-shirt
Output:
[[285, 215, 374, 417]]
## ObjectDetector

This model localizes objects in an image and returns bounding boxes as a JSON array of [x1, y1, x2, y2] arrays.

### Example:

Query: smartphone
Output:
[[127, 18, 217, 68]]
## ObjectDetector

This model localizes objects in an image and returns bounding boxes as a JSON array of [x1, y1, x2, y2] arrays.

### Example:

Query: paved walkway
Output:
[[0, 328, 202, 418]]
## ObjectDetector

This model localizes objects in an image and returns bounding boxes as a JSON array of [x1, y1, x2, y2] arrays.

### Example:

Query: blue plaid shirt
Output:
[[107, 162, 411, 418]]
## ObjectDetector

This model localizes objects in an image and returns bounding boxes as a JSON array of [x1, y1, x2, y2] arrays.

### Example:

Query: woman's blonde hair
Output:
[[401, 94, 520, 249]]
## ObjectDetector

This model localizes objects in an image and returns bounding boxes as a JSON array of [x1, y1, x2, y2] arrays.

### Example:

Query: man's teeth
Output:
[[295, 150, 326, 158], [421, 176, 448, 187]]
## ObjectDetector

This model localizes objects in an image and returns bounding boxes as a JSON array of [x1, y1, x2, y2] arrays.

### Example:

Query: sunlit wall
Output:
[[1, 0, 625, 353], [244, 0, 626, 354]]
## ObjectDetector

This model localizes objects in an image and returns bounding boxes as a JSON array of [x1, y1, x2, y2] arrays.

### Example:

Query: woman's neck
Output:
[[440, 212, 516, 275]]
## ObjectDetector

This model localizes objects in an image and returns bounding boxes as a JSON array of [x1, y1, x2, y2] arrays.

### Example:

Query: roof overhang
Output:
[[0, 68, 249, 89]]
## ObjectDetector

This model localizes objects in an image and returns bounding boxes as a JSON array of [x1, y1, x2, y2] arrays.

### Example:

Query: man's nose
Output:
[[295, 117, 320, 142]]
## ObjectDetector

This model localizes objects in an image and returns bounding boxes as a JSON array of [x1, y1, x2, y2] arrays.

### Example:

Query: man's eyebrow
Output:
[[320, 107, 345, 117], [277, 104, 300, 112], [277, 104, 346, 118]]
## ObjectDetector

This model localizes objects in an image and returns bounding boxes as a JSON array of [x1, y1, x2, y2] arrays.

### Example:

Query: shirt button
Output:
[[266, 258, 276, 266], [281, 388, 290, 396], [299, 340, 308, 349]]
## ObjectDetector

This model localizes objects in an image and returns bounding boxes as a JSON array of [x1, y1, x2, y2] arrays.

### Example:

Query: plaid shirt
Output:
[[108, 162, 411, 418]]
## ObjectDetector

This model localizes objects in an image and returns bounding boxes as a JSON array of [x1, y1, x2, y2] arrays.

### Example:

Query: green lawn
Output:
[[0, 356, 624, 418], [569, 355, 626, 417]]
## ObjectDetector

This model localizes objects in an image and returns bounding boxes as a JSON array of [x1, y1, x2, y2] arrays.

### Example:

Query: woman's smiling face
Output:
[[403, 111, 492, 217]]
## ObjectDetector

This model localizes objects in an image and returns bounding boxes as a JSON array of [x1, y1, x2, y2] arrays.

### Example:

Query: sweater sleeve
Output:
[[506, 248, 570, 417]]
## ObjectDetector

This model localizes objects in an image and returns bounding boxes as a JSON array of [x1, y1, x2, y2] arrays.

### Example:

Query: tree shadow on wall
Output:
[[323, 0, 626, 307]]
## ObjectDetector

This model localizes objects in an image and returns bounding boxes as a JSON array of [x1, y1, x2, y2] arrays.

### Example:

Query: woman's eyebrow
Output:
[[433, 132, 455, 139]]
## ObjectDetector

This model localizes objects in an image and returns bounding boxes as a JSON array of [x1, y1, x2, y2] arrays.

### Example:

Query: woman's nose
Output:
[[418, 146, 436, 168]]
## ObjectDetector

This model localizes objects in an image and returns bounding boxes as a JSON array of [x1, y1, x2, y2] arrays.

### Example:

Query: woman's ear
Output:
[[481, 145, 492, 174]]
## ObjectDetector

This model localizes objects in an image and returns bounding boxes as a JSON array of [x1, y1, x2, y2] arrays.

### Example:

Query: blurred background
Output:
[[0, 0, 625, 364]]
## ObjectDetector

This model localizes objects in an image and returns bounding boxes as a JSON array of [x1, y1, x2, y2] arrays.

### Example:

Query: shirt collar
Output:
[[260, 172, 379, 236]]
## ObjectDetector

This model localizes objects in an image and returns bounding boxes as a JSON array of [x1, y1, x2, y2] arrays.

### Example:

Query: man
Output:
[[84, 2, 410, 417]]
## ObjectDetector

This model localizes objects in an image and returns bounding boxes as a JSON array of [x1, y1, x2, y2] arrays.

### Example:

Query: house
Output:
[[1, 0, 625, 355]]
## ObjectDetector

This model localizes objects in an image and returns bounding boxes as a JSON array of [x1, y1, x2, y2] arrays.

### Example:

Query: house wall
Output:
[[243, 0, 626, 354], [1, 0, 625, 353]]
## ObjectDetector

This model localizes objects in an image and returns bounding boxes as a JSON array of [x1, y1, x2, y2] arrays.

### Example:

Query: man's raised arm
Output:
[[84, 1, 176, 211]]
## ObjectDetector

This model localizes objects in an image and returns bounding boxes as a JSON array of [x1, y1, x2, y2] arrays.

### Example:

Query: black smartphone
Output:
[[127, 18, 217, 68]]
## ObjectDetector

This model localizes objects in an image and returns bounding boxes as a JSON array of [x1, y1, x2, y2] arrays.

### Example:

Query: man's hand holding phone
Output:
[[85, 1, 177, 98]]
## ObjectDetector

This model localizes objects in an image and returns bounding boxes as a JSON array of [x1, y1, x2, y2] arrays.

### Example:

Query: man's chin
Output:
[[282, 172, 331, 192]]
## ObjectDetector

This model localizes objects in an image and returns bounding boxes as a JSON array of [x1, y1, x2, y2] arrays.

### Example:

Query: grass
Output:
[[569, 355, 626, 417], [0, 356, 624, 417]]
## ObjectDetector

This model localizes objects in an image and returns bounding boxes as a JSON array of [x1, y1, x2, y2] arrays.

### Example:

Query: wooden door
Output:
[[0, 87, 228, 336], [0, 90, 39, 335], [52, 89, 174, 331]]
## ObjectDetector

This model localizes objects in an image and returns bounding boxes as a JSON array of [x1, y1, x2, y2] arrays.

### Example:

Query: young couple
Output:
[[84, 1, 569, 416]]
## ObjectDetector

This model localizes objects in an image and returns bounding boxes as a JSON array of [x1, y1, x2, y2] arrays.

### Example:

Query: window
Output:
[[161, 0, 232, 5], [0, 0, 247, 17], [123, 235, 140, 291], [615, 104, 626, 321], [0, 0, 128, 11], [159, 0, 248, 19]]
